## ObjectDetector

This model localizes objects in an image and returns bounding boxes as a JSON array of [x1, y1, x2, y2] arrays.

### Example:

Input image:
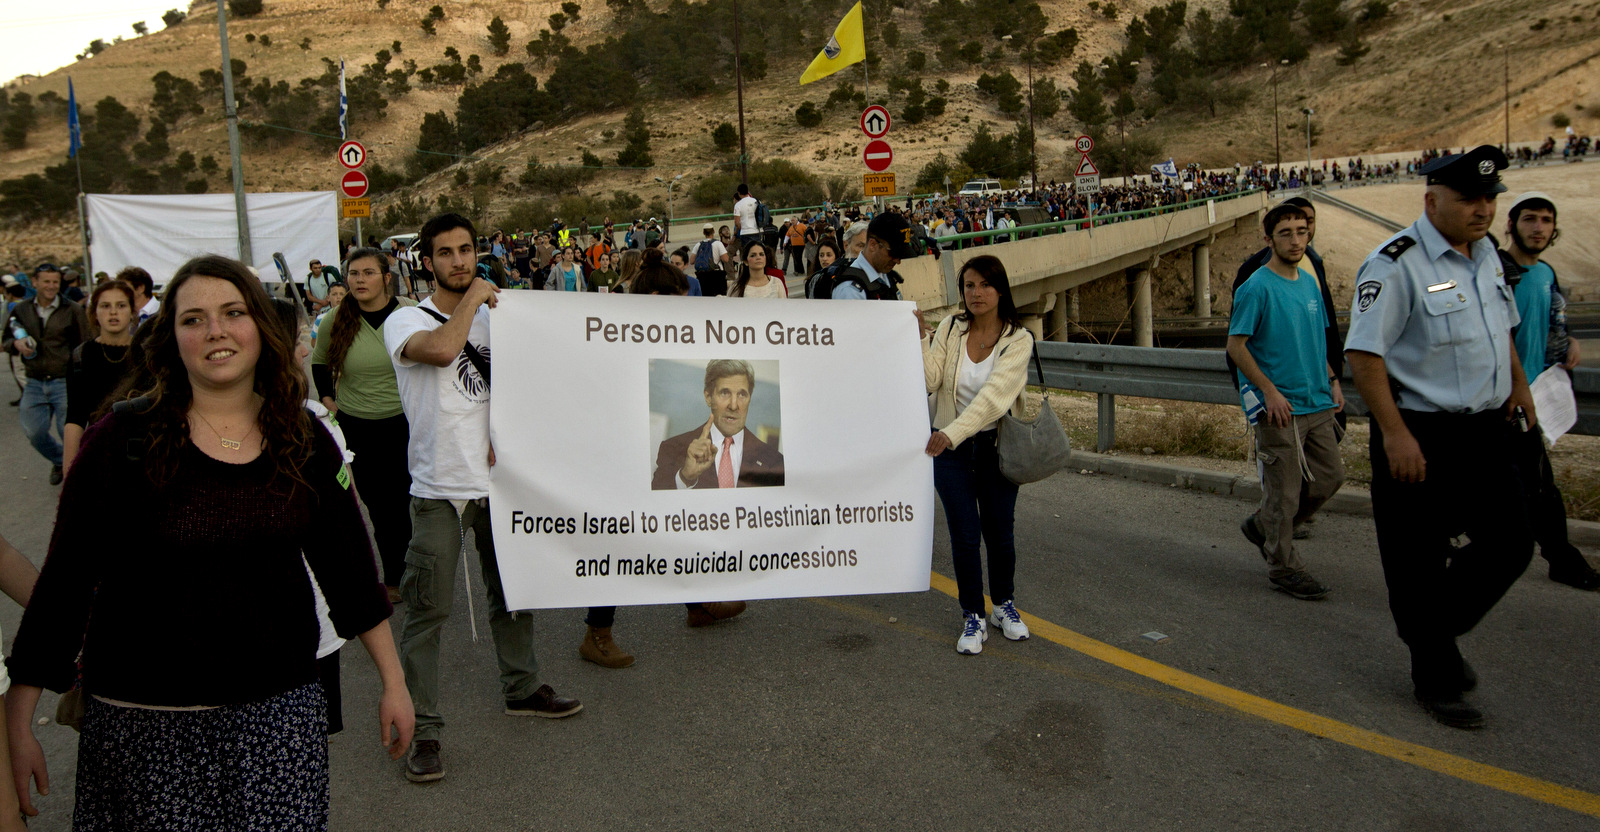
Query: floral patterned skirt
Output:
[[75, 682, 329, 831]]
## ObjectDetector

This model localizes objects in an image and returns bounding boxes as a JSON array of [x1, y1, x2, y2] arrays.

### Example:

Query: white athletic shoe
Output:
[[956, 612, 988, 655], [988, 600, 1030, 641]]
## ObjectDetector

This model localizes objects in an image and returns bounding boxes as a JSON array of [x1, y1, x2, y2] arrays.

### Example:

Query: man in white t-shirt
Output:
[[385, 212, 581, 784], [733, 183, 761, 257]]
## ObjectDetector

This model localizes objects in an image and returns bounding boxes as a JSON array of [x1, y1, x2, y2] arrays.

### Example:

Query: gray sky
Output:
[[2, 3, 184, 87]]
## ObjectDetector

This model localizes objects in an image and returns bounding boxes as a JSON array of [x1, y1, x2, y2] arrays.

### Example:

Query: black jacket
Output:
[[2, 296, 91, 380]]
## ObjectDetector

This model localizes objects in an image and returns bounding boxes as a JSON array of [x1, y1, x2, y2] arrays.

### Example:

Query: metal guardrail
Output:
[[932, 188, 1260, 251], [1307, 190, 1407, 234], [1029, 341, 1599, 451]]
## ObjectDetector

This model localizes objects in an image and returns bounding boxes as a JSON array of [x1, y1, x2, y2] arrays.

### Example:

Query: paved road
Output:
[[1, 375, 1596, 830]]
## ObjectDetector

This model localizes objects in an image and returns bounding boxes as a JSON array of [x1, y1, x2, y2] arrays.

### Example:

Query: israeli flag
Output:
[[338, 59, 348, 140], [1151, 158, 1179, 179], [67, 78, 82, 159]]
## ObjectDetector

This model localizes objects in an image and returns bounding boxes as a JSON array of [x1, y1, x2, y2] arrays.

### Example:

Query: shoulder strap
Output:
[[1029, 337, 1045, 387], [415, 305, 491, 387], [1380, 235, 1417, 261]]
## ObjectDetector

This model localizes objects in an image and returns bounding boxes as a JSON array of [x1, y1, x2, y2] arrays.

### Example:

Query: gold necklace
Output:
[[192, 410, 254, 451]]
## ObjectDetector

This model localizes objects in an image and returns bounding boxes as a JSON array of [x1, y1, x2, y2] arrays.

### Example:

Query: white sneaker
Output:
[[956, 612, 987, 655], [988, 600, 1030, 641]]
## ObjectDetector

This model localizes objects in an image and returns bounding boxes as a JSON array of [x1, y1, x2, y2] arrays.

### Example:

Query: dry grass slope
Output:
[[1, 0, 1597, 266]]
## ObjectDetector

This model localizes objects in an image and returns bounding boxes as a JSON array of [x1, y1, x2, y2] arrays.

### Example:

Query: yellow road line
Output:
[[922, 570, 1600, 819]]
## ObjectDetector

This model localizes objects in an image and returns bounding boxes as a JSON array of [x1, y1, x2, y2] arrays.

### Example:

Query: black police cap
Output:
[[1420, 145, 1508, 196], [867, 212, 917, 259]]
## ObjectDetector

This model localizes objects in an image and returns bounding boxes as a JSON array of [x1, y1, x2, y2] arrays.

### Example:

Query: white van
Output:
[[957, 178, 1003, 197]]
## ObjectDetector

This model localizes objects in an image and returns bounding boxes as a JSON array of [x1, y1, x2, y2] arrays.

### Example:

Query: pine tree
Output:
[[487, 17, 511, 56], [615, 107, 652, 167]]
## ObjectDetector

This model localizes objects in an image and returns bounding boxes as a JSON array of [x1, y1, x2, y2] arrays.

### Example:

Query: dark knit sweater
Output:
[[6, 409, 392, 707]]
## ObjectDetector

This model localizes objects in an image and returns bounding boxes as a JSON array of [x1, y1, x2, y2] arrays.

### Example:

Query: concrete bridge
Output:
[[899, 190, 1269, 345]]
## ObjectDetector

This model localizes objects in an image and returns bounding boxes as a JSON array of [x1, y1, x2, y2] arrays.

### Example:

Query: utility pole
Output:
[[1027, 45, 1036, 199], [1303, 108, 1314, 189], [217, 1, 252, 262], [732, 0, 749, 185], [1502, 45, 1511, 151], [1268, 59, 1288, 171]]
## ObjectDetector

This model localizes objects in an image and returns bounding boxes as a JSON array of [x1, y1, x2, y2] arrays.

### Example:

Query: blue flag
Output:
[[338, 59, 348, 140], [67, 78, 82, 159]]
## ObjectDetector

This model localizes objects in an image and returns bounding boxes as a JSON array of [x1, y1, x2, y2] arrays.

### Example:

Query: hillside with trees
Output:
[[0, 0, 1596, 253]]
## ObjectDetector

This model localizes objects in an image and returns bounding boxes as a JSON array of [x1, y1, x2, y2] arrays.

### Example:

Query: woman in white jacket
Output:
[[923, 254, 1035, 655]]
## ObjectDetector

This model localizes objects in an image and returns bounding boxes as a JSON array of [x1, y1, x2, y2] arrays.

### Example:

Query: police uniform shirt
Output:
[[1344, 211, 1519, 414], [831, 253, 898, 300]]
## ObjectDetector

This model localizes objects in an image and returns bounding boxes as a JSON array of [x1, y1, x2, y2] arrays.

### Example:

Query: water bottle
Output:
[[10, 324, 35, 360]]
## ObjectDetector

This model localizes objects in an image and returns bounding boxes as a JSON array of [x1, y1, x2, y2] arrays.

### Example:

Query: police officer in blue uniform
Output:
[[1344, 145, 1538, 730]]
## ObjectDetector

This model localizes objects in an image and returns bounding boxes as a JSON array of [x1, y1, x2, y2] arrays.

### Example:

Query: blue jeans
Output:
[[20, 377, 66, 467], [933, 429, 1019, 616]]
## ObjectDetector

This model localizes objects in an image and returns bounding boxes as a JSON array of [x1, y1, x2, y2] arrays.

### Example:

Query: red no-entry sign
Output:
[[340, 170, 369, 199], [863, 139, 893, 172]]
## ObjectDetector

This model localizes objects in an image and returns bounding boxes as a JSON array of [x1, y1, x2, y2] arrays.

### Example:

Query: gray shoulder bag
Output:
[[997, 341, 1072, 484]]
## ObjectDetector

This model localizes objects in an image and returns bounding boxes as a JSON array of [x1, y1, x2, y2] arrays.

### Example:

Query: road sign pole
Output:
[[216, 1, 251, 263]]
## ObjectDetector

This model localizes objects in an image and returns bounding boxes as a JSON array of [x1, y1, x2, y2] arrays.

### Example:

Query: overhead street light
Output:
[[655, 174, 685, 241], [1002, 33, 1042, 200], [1262, 59, 1290, 171]]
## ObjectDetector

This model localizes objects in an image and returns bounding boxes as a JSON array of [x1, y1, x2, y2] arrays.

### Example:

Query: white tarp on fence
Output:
[[86, 191, 340, 285]]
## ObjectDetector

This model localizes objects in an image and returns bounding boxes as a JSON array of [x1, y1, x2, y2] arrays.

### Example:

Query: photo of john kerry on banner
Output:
[[651, 359, 784, 491], [489, 292, 934, 611]]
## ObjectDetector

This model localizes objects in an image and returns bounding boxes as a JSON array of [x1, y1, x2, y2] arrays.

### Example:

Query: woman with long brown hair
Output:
[[62, 279, 139, 468], [922, 254, 1034, 656], [729, 241, 787, 299], [5, 255, 412, 829], [312, 247, 416, 601], [614, 247, 644, 293]]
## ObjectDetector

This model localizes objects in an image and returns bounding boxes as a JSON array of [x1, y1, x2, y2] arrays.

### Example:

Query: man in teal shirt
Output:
[[1227, 204, 1346, 600], [1502, 192, 1600, 590]]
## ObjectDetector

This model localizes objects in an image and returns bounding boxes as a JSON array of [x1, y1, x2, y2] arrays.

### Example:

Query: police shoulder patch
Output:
[[1357, 281, 1383, 312], [1380, 235, 1417, 261]]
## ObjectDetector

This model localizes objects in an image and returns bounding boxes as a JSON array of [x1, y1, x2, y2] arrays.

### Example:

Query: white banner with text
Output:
[[489, 292, 935, 610]]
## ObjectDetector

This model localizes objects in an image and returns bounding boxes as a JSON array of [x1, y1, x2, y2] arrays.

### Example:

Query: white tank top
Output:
[[955, 345, 998, 428]]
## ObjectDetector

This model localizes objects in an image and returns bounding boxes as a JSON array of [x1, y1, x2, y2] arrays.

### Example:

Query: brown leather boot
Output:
[[686, 601, 748, 627], [579, 625, 635, 668]]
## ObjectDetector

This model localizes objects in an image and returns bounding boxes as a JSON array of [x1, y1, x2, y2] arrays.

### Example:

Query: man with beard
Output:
[[1345, 146, 1537, 730], [1227, 204, 1344, 601], [385, 213, 581, 783], [1500, 192, 1600, 590], [1229, 196, 1343, 539]]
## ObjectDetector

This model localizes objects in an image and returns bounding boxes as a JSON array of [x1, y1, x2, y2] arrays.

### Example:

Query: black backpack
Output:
[[807, 264, 901, 300]]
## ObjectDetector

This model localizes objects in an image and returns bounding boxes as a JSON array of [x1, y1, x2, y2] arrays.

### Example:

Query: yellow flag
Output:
[[799, 1, 866, 85]]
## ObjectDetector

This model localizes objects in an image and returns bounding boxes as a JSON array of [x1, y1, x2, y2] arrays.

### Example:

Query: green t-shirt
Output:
[[589, 269, 621, 292], [310, 297, 416, 419]]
